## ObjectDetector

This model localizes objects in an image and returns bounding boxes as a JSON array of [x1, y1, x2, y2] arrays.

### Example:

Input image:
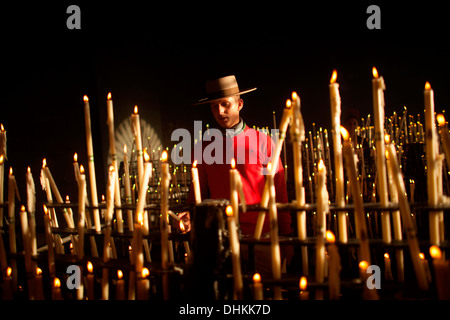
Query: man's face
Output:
[[210, 96, 243, 129]]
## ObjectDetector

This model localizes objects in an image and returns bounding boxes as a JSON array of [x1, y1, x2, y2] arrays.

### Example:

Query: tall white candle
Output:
[[123, 145, 134, 231], [0, 154, 4, 228], [26, 167, 37, 260], [225, 205, 243, 299], [315, 160, 328, 285], [83, 95, 101, 232], [326, 230, 341, 300], [372, 67, 391, 244], [253, 273, 263, 300], [191, 160, 201, 204], [131, 105, 145, 190], [77, 165, 86, 260], [160, 150, 171, 300]]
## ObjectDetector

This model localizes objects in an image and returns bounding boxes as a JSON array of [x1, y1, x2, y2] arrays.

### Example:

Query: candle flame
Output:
[[372, 67, 379, 78], [36, 267, 42, 275], [384, 253, 390, 259], [6, 267, 12, 277], [0, 155, 3, 164], [74, 153, 78, 162], [142, 267, 150, 278], [87, 261, 93, 273], [123, 144, 127, 154], [161, 150, 168, 162], [117, 269, 123, 279], [359, 260, 369, 271], [286, 99, 292, 108], [419, 252, 425, 260], [21, 205, 26, 212], [144, 149, 150, 162], [425, 81, 431, 90], [107, 92, 112, 100], [54, 277, 61, 288], [42, 158, 47, 168], [43, 204, 49, 215], [83, 95, 89, 102], [326, 230, 335, 243], [340, 126, 349, 141], [318, 159, 325, 172], [0, 124, 4, 132], [330, 70, 338, 84], [437, 113, 446, 126], [267, 162, 272, 173], [80, 165, 85, 174], [179, 220, 186, 232], [134, 105, 138, 114], [253, 273, 261, 283], [231, 158, 236, 169], [137, 212, 144, 226], [299, 276, 307, 291], [66, 195, 70, 202], [384, 134, 390, 144], [9, 167, 13, 175], [292, 91, 298, 101], [109, 165, 115, 172], [192, 160, 198, 168], [429, 245, 442, 259], [27, 166, 31, 173], [225, 205, 234, 217]]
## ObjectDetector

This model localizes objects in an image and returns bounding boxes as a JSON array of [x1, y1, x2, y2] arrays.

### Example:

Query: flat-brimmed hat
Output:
[[193, 75, 257, 105]]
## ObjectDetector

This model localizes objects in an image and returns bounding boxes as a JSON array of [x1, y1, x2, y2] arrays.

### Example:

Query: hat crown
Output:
[[206, 75, 239, 94]]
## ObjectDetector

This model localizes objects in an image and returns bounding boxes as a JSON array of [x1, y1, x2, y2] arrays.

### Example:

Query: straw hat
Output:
[[193, 75, 257, 105]]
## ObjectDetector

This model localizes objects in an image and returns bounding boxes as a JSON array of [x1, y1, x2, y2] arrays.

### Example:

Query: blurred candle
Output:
[[253, 273, 263, 300], [116, 269, 125, 300], [191, 160, 201, 204], [86, 261, 95, 300], [326, 230, 341, 300], [429, 245, 450, 299], [137, 267, 150, 300], [299, 276, 309, 300], [226, 205, 243, 299]]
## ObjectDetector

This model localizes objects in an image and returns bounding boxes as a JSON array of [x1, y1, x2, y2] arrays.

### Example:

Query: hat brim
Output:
[[192, 87, 257, 105]]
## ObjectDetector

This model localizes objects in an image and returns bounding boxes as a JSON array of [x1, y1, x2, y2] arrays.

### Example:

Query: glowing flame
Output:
[[117, 269, 123, 279], [299, 276, 307, 291], [419, 252, 425, 260], [0, 155, 3, 164], [134, 105, 138, 114], [267, 162, 272, 173], [253, 273, 261, 283], [42, 158, 47, 168], [54, 277, 61, 288], [326, 230, 335, 243], [292, 91, 298, 101], [27, 166, 31, 174], [192, 160, 198, 168], [109, 165, 115, 172], [9, 167, 13, 175], [225, 205, 234, 217], [74, 153, 78, 162], [0, 124, 4, 132], [340, 126, 349, 141], [43, 204, 49, 215], [6, 267, 12, 277], [359, 260, 369, 271], [144, 149, 150, 162], [161, 150, 168, 162], [384, 253, 390, 259], [372, 67, 379, 78], [87, 261, 93, 273], [429, 245, 442, 259], [286, 99, 292, 108], [384, 134, 390, 144], [330, 70, 338, 84], [318, 159, 325, 172], [80, 165, 85, 174], [66, 195, 70, 202], [21, 205, 26, 212], [425, 82, 431, 90], [123, 144, 127, 154], [83, 95, 89, 102], [437, 114, 446, 126], [179, 220, 186, 232], [142, 267, 150, 278], [231, 158, 236, 169], [137, 212, 144, 226], [36, 267, 42, 276], [107, 92, 112, 100]]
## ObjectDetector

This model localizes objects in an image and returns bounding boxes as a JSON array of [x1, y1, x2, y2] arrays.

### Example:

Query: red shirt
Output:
[[187, 124, 292, 236]]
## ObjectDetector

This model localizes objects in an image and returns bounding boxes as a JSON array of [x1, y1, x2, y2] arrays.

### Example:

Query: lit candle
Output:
[[116, 269, 126, 300], [106, 93, 124, 233], [131, 105, 145, 190], [7, 167, 17, 287], [419, 253, 432, 284], [340, 127, 371, 264], [385, 141, 429, 290], [43, 205, 56, 278], [299, 276, 309, 300], [0, 124, 5, 159], [161, 150, 171, 300], [52, 277, 63, 300], [372, 67, 391, 244], [1, 267, 13, 299], [77, 165, 86, 260], [19, 205, 34, 299], [86, 261, 95, 300], [34, 267, 45, 300], [424, 82, 442, 245], [0, 154, 4, 228], [26, 167, 37, 260], [437, 113, 450, 177], [137, 267, 150, 300], [83, 95, 101, 232], [123, 145, 134, 231], [134, 212, 144, 274], [359, 261, 379, 300], [329, 70, 347, 243], [326, 230, 341, 300], [191, 160, 201, 204], [429, 245, 450, 299], [136, 149, 152, 234], [253, 273, 263, 300], [225, 205, 243, 300], [315, 159, 328, 296], [384, 253, 393, 280]]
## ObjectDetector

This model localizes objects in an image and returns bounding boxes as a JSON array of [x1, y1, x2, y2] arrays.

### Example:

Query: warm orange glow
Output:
[[340, 126, 349, 141], [359, 260, 369, 271], [144, 149, 150, 162], [21, 205, 26, 212], [134, 105, 138, 114], [43, 204, 49, 215], [299, 276, 307, 291], [225, 205, 234, 217], [36, 267, 42, 276], [179, 220, 186, 232], [0, 155, 3, 164], [107, 92, 112, 100], [192, 160, 198, 168], [330, 70, 338, 84], [267, 162, 272, 173], [437, 114, 446, 126], [27, 166, 31, 173], [123, 144, 127, 154], [419, 252, 425, 260], [318, 159, 325, 172], [117, 269, 123, 279], [161, 150, 168, 162], [80, 165, 85, 174], [372, 67, 379, 78], [429, 245, 442, 260], [0, 124, 4, 132], [384, 134, 390, 144], [54, 277, 61, 288], [231, 158, 236, 169], [66, 195, 70, 202], [87, 261, 93, 273], [73, 153, 78, 162], [425, 82, 431, 90], [137, 212, 144, 226], [142, 267, 150, 278], [9, 167, 13, 175], [42, 158, 47, 168], [292, 91, 298, 101], [253, 273, 261, 283], [109, 165, 115, 172], [83, 95, 89, 102], [286, 99, 292, 108], [326, 230, 335, 243], [6, 267, 12, 277], [384, 253, 390, 259]]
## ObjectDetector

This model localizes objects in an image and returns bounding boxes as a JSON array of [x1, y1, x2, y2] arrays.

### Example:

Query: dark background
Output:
[[2, 1, 450, 205]]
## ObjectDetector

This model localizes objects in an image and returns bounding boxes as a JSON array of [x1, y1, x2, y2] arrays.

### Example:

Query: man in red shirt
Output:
[[188, 75, 292, 237]]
